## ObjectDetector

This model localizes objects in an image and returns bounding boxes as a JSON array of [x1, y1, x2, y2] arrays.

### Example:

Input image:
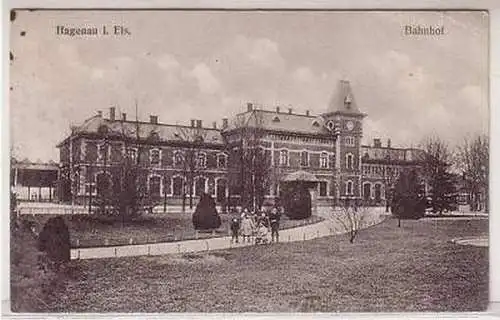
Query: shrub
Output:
[[37, 217, 71, 266], [283, 184, 312, 220], [391, 169, 425, 225], [192, 193, 222, 230]]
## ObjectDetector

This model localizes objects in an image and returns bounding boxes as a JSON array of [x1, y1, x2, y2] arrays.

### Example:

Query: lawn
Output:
[[17, 217, 488, 313]]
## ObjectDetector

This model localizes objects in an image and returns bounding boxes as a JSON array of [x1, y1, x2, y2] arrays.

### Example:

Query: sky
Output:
[[10, 10, 489, 162]]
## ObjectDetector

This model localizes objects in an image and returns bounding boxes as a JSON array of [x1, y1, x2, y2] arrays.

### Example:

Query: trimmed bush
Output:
[[37, 217, 71, 265], [192, 193, 222, 230]]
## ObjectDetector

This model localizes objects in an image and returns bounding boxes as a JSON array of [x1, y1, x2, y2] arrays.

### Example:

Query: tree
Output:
[[422, 136, 456, 214], [225, 110, 271, 211], [381, 165, 400, 213], [282, 182, 312, 220], [332, 198, 368, 243], [391, 169, 425, 227], [91, 103, 153, 222], [175, 124, 208, 212], [456, 134, 489, 212]]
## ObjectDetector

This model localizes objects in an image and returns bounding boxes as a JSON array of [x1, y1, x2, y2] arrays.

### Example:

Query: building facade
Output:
[[56, 80, 424, 209]]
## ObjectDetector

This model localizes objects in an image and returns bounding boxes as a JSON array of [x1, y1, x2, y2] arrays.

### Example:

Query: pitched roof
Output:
[[60, 115, 225, 146], [226, 109, 330, 136], [361, 145, 425, 163]]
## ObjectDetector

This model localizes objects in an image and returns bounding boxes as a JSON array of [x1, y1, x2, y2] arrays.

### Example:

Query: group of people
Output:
[[230, 207, 282, 244]]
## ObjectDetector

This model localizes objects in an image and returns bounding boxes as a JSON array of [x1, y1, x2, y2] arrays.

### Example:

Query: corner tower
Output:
[[322, 80, 366, 202]]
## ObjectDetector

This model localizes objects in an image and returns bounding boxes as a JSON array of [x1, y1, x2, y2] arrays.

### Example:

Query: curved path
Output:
[[70, 208, 388, 260]]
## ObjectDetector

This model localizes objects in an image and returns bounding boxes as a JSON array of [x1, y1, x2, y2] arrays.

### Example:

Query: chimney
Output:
[[276, 106, 280, 113], [190, 119, 196, 127], [222, 118, 228, 129], [109, 107, 116, 121], [212, 121, 217, 129], [387, 139, 392, 148], [122, 113, 127, 121], [247, 102, 253, 112], [306, 110, 310, 116], [196, 120, 202, 128], [373, 138, 382, 148], [288, 108, 293, 114], [150, 115, 158, 124], [97, 110, 103, 117]]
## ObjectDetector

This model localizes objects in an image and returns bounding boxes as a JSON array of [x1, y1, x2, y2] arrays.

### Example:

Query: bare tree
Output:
[[331, 199, 368, 243], [225, 110, 271, 211], [381, 165, 400, 213], [456, 134, 489, 212], [175, 124, 208, 212]]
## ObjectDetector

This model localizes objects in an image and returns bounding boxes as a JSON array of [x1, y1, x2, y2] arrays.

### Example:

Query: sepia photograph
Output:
[[8, 9, 489, 313]]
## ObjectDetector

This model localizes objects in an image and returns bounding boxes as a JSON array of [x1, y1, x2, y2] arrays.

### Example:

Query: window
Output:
[[174, 151, 184, 166], [320, 152, 329, 168], [279, 150, 288, 166], [126, 148, 137, 162], [216, 178, 227, 202], [163, 176, 171, 195], [149, 176, 161, 197], [172, 176, 184, 196], [363, 183, 371, 201], [374, 184, 382, 202], [217, 153, 227, 168], [346, 154, 354, 169], [272, 116, 280, 122], [195, 177, 206, 197], [346, 181, 354, 195], [319, 181, 327, 197], [197, 152, 207, 168], [344, 136, 355, 147], [97, 143, 109, 162], [95, 172, 112, 198], [312, 120, 320, 127], [300, 151, 309, 167], [150, 149, 161, 165]]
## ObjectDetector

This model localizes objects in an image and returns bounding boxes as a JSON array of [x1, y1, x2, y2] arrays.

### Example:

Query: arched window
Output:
[[195, 177, 206, 197], [217, 153, 227, 168], [216, 178, 227, 202], [150, 148, 161, 165], [363, 183, 371, 201], [279, 150, 288, 166], [173, 151, 184, 166], [374, 184, 382, 202], [346, 180, 354, 195], [163, 176, 171, 195], [318, 181, 328, 197], [149, 175, 162, 197], [300, 151, 309, 167], [346, 153, 354, 169], [320, 152, 329, 168], [172, 176, 184, 196], [197, 152, 207, 168]]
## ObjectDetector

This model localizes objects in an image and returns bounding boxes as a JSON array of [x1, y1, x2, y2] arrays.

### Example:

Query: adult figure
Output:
[[269, 207, 281, 242], [230, 216, 240, 243], [240, 210, 254, 243]]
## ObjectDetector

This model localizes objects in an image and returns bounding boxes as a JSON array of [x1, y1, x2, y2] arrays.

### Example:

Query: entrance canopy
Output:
[[282, 170, 319, 183]]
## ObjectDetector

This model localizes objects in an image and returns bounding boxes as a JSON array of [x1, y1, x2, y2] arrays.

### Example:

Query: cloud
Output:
[[190, 63, 221, 94]]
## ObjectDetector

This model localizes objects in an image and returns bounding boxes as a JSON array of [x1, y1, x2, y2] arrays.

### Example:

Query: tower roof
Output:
[[325, 80, 365, 117]]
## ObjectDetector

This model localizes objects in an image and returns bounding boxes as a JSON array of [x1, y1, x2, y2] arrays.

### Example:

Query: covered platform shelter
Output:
[[281, 170, 320, 219]]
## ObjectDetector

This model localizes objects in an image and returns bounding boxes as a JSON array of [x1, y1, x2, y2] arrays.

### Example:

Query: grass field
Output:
[[24, 217, 488, 313]]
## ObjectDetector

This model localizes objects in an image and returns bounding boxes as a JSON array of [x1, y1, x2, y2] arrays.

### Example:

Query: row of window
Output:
[[94, 144, 228, 168], [362, 165, 402, 177], [278, 150, 330, 168]]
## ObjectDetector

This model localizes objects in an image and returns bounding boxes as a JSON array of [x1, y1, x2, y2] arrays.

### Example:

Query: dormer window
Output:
[[272, 115, 280, 122], [312, 120, 320, 127], [149, 131, 160, 142]]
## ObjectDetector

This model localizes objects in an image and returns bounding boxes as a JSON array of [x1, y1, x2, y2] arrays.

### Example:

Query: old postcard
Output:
[[8, 9, 489, 313]]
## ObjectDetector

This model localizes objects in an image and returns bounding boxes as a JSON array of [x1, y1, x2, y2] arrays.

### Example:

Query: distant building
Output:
[[11, 158, 59, 201], [54, 80, 425, 209]]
